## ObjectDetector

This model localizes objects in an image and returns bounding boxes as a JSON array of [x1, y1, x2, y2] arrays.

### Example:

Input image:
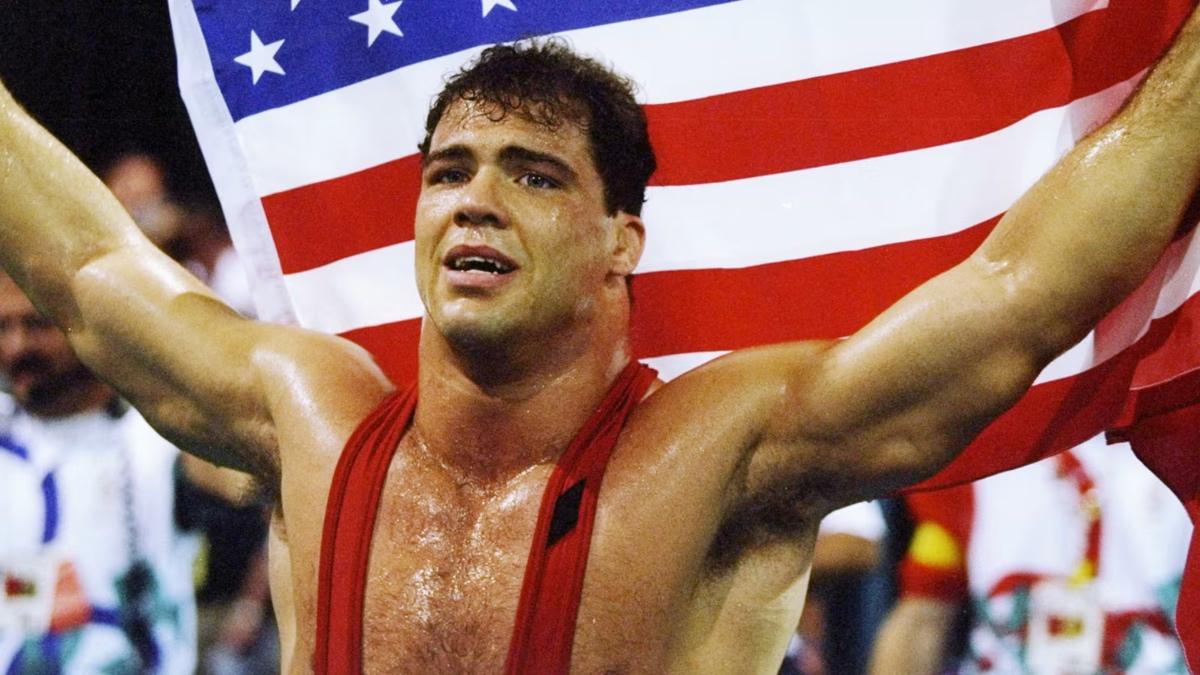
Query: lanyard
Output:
[[1054, 451, 1102, 586]]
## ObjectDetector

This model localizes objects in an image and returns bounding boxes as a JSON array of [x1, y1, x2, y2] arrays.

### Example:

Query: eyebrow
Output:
[[422, 145, 473, 168], [498, 146, 577, 182], [422, 144, 578, 182]]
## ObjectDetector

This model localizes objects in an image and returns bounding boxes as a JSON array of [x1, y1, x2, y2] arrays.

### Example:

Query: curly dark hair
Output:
[[419, 39, 657, 216]]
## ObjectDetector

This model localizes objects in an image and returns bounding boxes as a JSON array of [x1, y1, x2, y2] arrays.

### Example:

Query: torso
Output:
[[265, 364, 822, 674]]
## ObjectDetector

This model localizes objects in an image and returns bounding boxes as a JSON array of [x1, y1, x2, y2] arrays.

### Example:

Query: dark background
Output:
[[0, 1, 216, 202]]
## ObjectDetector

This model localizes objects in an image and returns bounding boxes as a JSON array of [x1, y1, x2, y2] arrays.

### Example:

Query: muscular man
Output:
[[2, 15, 1200, 673], [0, 274, 201, 673]]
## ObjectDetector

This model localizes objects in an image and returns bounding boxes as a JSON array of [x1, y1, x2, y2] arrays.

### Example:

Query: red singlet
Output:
[[313, 362, 657, 674]]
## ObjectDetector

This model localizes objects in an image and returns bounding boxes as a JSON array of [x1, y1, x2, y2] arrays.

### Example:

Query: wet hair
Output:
[[419, 39, 657, 216]]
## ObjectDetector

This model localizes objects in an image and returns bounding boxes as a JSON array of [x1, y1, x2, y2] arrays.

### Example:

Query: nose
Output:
[[453, 168, 508, 229]]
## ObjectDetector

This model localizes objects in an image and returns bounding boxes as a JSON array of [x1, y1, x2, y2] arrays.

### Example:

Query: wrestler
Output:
[[2, 14, 1200, 673]]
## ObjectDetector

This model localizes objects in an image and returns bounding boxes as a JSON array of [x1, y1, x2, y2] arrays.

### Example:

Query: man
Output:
[[868, 435, 1192, 673], [1, 15, 1199, 672], [0, 274, 200, 673]]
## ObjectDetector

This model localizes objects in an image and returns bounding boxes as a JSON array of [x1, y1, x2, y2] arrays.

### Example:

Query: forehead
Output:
[[428, 100, 593, 163]]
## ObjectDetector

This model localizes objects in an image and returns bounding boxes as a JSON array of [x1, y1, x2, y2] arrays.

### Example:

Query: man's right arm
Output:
[[0, 79, 389, 475]]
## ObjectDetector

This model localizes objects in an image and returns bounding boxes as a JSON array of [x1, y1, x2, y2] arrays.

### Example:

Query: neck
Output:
[[413, 302, 633, 485]]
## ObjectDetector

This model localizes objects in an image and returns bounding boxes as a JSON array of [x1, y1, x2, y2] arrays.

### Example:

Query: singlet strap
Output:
[[313, 362, 656, 674], [314, 384, 417, 675], [503, 361, 658, 675]]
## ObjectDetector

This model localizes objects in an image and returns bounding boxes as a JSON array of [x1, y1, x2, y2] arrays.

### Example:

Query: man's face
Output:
[[414, 100, 640, 351], [0, 279, 93, 416]]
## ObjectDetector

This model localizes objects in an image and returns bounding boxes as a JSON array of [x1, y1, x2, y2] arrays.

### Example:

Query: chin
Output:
[[433, 309, 519, 355]]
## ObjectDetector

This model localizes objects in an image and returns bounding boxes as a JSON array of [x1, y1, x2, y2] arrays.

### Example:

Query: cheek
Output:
[[413, 197, 449, 277]]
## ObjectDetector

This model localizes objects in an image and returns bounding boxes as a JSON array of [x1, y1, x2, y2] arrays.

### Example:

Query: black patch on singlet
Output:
[[547, 479, 586, 547]]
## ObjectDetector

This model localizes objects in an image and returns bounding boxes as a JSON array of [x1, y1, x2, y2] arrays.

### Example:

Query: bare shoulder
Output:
[[253, 325, 396, 451], [602, 344, 838, 594], [631, 340, 838, 449], [614, 341, 838, 508]]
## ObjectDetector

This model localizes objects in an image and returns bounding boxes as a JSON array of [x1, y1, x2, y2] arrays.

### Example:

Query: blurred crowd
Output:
[[0, 151, 1193, 674]]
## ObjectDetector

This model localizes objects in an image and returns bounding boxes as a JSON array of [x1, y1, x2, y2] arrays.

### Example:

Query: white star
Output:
[[349, 0, 403, 47], [482, 0, 517, 17], [234, 30, 285, 85], [291, 0, 301, 9]]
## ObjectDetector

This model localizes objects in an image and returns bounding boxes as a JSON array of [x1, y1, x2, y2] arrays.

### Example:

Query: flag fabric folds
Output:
[[170, 0, 1200, 667]]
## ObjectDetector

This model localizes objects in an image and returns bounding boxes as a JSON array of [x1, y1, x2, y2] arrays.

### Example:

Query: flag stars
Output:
[[350, 0, 403, 47], [234, 30, 285, 84], [482, 0, 517, 17]]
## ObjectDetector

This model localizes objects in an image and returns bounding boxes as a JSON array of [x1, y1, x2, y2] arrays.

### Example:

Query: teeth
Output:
[[450, 255, 513, 274]]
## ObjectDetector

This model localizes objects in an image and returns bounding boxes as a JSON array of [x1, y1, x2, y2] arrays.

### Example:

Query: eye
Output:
[[518, 172, 560, 189], [428, 167, 469, 185]]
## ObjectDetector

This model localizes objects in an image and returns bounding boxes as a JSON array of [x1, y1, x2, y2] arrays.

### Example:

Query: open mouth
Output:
[[443, 246, 518, 275]]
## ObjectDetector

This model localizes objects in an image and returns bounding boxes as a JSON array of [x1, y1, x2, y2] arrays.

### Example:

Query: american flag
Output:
[[169, 0, 1200, 665]]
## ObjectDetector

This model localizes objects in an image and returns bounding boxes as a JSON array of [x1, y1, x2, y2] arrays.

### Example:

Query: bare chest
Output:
[[359, 464, 529, 672], [350, 455, 679, 673]]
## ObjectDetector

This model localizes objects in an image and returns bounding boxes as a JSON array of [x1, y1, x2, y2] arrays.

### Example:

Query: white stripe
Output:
[[169, 0, 298, 325], [283, 241, 417, 333], [640, 74, 1138, 273], [1036, 333, 1100, 385], [233, 0, 1107, 195], [279, 74, 1141, 335], [571, 0, 1107, 104], [1153, 225, 1200, 319], [643, 350, 729, 382]]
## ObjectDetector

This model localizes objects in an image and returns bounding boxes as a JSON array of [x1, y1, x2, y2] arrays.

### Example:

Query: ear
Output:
[[608, 211, 645, 277]]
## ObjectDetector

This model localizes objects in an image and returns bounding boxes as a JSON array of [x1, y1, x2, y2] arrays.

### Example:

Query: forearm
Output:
[[0, 79, 147, 328], [867, 597, 957, 675], [980, 11, 1200, 354]]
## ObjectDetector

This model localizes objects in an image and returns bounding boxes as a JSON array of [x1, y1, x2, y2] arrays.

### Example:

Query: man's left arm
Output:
[[710, 9, 1200, 510]]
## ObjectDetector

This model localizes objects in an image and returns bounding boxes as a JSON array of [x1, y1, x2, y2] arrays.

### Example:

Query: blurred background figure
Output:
[[103, 151, 254, 318], [103, 152, 186, 252], [869, 434, 1192, 674], [780, 501, 887, 675], [0, 273, 200, 673], [181, 457, 277, 675]]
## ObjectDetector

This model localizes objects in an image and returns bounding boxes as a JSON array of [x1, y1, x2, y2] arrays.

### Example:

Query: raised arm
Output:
[[703, 8, 1200, 510], [0, 79, 388, 477]]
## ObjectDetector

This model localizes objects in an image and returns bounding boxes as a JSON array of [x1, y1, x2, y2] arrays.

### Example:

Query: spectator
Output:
[[0, 273, 200, 673], [869, 434, 1192, 674]]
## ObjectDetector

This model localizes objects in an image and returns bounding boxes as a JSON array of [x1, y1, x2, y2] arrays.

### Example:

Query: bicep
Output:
[[66, 244, 278, 471], [764, 255, 1055, 501]]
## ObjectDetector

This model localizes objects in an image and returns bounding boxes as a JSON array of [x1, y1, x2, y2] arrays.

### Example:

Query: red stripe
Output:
[[646, 0, 1191, 186], [332, 224, 1200, 445], [340, 319, 421, 385], [262, 155, 422, 275], [259, 0, 1189, 275], [335, 214, 997, 384], [1109, 292, 1200, 430], [629, 217, 995, 356], [331, 213, 992, 384]]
